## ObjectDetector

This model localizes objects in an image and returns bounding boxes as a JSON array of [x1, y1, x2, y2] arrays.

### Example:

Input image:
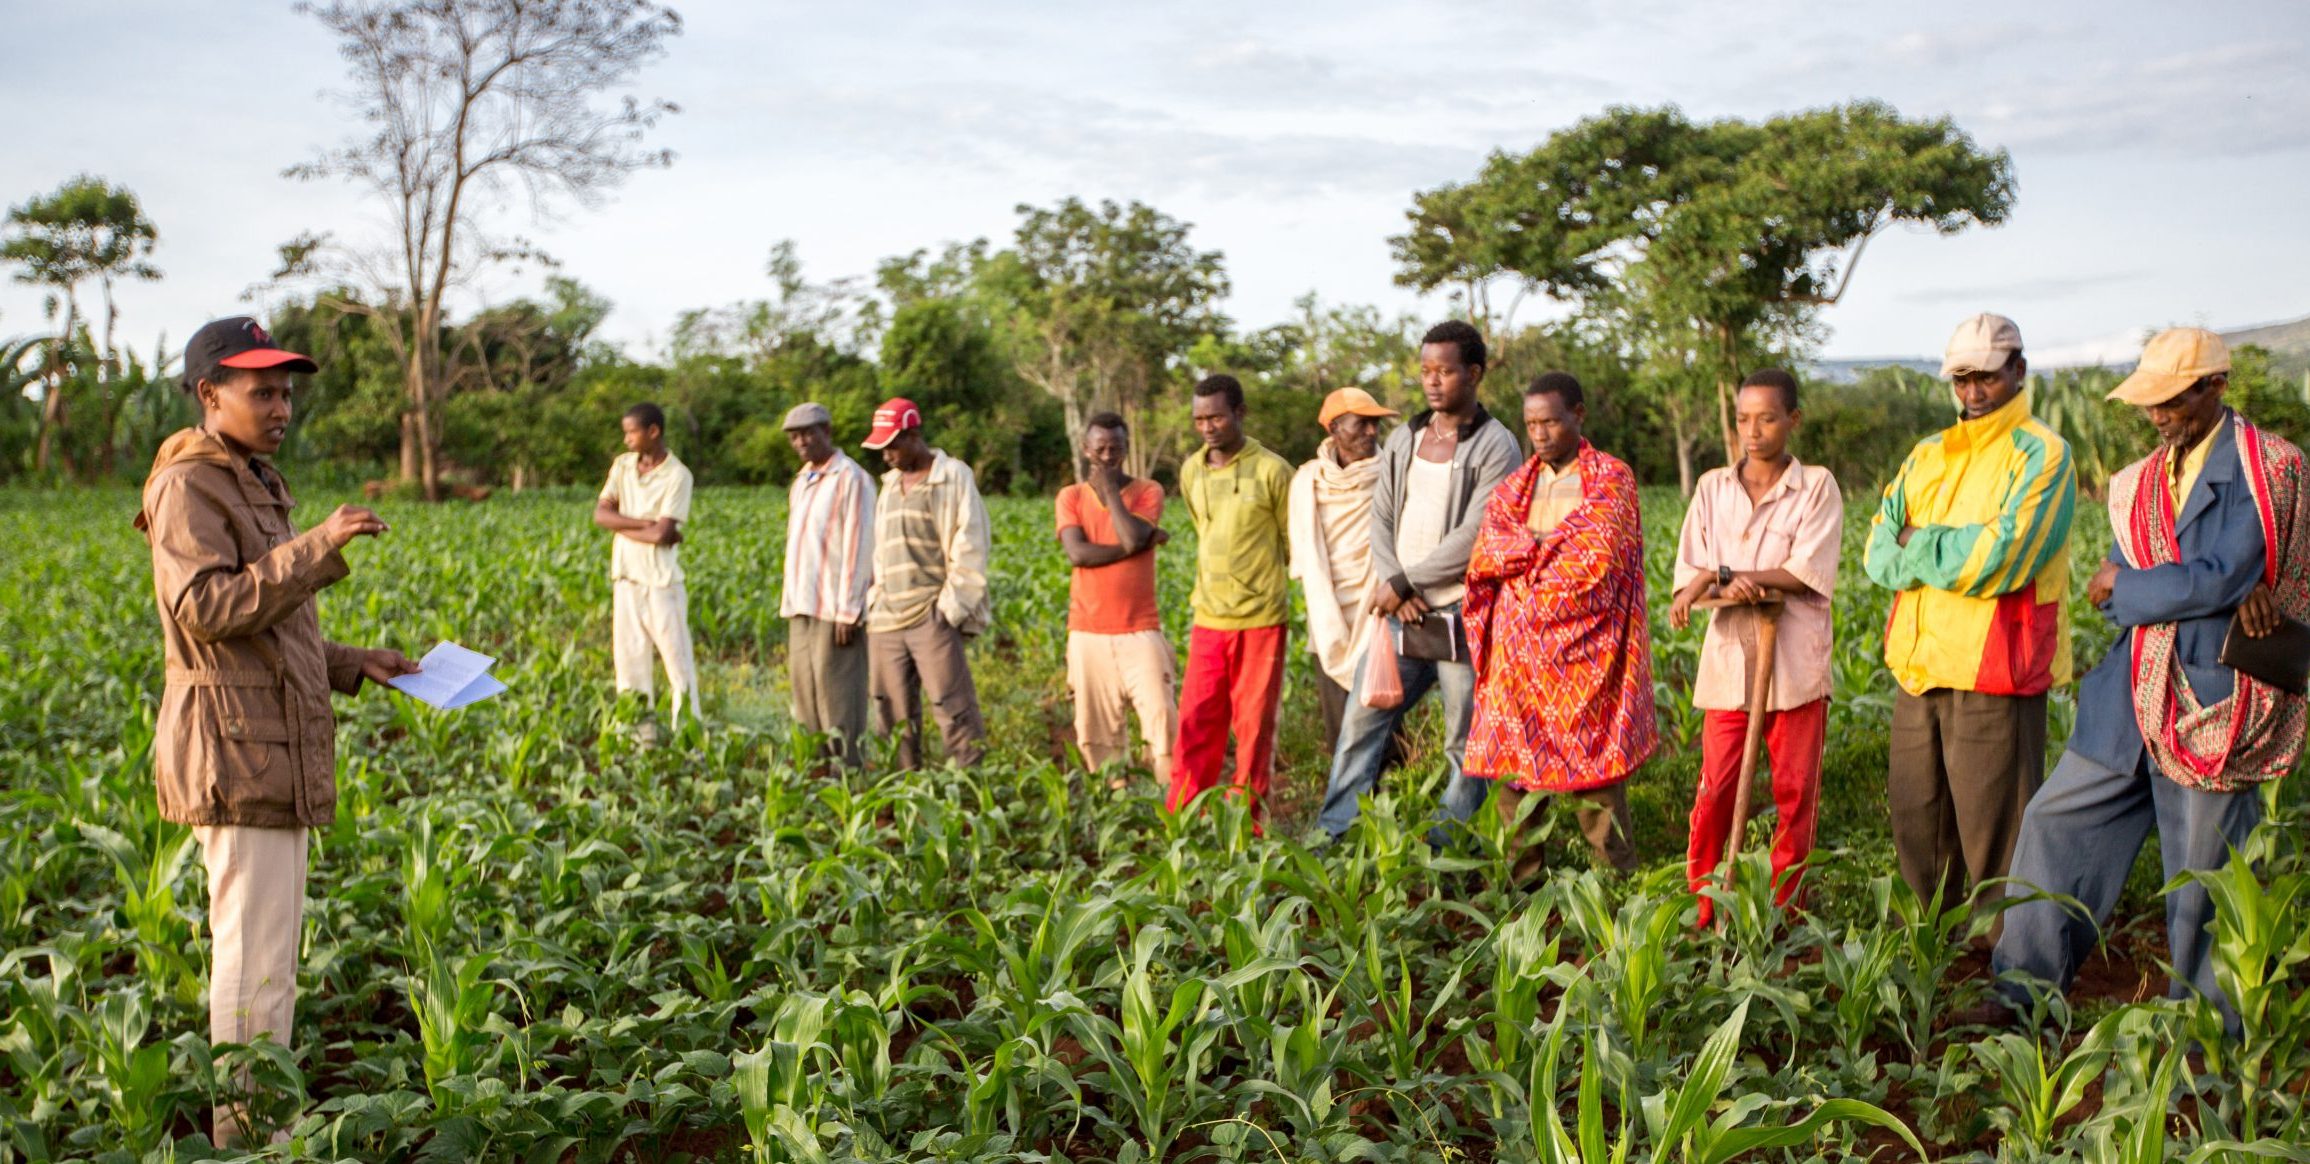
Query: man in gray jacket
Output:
[[1316, 320, 1522, 840]]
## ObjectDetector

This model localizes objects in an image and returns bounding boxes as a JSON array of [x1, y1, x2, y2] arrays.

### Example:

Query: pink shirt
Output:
[[1672, 459, 1845, 711]]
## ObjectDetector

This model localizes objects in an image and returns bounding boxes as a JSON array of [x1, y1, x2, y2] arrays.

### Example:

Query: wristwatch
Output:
[[1716, 565, 1734, 588]]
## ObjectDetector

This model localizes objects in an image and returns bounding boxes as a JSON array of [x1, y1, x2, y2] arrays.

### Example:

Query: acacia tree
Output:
[[2, 175, 160, 472], [1393, 101, 2013, 467], [995, 198, 1228, 479], [286, 0, 679, 499]]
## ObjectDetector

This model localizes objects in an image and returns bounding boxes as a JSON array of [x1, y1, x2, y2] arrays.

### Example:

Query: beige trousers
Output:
[[193, 824, 308, 1146], [1066, 629, 1178, 774], [614, 579, 698, 723]]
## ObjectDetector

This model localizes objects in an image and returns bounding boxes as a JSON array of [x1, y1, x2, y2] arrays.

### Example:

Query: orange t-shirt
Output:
[[1056, 479, 1165, 634]]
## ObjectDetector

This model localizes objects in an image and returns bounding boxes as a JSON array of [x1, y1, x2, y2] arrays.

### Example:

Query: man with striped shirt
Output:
[[782, 402, 876, 767], [863, 397, 993, 770]]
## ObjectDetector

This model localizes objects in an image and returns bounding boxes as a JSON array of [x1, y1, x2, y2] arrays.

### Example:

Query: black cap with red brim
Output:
[[182, 316, 317, 392]]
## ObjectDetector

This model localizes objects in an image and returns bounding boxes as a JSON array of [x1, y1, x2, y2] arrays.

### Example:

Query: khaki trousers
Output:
[[1887, 687, 2046, 910], [193, 824, 308, 1146], [869, 614, 986, 770], [1066, 629, 1178, 773], [614, 579, 698, 724], [1496, 781, 1637, 878], [789, 615, 869, 766]]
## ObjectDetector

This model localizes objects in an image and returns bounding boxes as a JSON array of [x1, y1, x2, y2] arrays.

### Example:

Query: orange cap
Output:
[[1317, 386, 1399, 429]]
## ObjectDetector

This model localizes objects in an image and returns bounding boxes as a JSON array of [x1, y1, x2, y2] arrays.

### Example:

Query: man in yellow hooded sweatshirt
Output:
[[1865, 313, 2076, 912]]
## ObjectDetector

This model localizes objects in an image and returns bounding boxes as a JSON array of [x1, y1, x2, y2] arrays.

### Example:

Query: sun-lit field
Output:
[[3, 483, 2304, 1163]]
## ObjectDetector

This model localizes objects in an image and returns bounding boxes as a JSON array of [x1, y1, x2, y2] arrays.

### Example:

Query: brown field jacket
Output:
[[135, 427, 365, 827]]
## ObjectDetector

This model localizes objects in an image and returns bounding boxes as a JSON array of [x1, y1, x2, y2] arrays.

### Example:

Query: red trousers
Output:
[[1168, 624, 1287, 818], [1686, 698, 1826, 924]]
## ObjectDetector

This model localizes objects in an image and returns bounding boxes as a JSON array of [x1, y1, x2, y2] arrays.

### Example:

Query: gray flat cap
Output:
[[781, 401, 832, 431]]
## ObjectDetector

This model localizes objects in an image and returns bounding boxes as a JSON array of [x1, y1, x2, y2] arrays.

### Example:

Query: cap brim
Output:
[[1318, 405, 1400, 427], [861, 428, 899, 450], [1939, 350, 2008, 378], [2107, 369, 2196, 406], [217, 349, 319, 374]]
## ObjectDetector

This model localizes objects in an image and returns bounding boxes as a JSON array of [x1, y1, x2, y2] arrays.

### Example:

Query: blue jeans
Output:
[[1993, 747, 2263, 1032], [1316, 621, 1487, 839]]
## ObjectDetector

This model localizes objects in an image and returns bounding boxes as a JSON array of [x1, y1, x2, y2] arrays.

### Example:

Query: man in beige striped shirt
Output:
[[862, 397, 992, 770]]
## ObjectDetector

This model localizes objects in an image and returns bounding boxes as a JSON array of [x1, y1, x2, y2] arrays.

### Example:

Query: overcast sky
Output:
[[6, 0, 2307, 367]]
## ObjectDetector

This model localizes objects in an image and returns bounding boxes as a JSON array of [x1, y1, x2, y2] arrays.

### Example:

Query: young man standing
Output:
[[594, 402, 698, 736], [1865, 314, 2075, 912], [1317, 321, 1521, 841], [137, 316, 417, 1145], [1169, 374, 1295, 819], [1056, 412, 1175, 785], [1288, 386, 1397, 754], [1668, 369, 1845, 923], [781, 401, 876, 767], [1465, 373, 1656, 876], [863, 397, 993, 770]]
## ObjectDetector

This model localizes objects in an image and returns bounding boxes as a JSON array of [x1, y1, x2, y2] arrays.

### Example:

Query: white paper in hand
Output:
[[388, 641, 506, 710]]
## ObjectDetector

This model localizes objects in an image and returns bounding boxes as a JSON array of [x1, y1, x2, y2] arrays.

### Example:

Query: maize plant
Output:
[[1, 485, 2302, 1162]]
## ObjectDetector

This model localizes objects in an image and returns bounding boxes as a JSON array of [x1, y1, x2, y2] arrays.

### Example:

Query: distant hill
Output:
[[2222, 314, 2310, 359], [1807, 313, 2310, 384]]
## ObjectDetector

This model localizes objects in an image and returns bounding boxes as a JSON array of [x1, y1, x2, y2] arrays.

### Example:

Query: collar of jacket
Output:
[[2173, 410, 2242, 530], [1409, 403, 1495, 441], [133, 426, 287, 533], [882, 447, 960, 488], [800, 448, 860, 484], [1941, 387, 2034, 455]]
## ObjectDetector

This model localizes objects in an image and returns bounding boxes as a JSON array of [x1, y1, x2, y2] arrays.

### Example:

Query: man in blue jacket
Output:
[[1987, 328, 2307, 1034]]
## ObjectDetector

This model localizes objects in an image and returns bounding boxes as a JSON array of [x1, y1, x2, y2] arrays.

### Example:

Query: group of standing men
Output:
[[137, 303, 2305, 1141], [759, 311, 2308, 1040], [569, 311, 2310, 1039]]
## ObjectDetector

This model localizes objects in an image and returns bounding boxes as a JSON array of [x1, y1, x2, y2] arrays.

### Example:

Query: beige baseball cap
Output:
[[1941, 313, 2024, 378], [2108, 328, 2230, 406]]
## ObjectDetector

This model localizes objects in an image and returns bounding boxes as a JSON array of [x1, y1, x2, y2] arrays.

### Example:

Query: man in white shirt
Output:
[[781, 402, 876, 767], [594, 402, 697, 735]]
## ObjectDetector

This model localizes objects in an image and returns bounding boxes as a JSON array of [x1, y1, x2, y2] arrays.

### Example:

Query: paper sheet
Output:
[[388, 641, 506, 710]]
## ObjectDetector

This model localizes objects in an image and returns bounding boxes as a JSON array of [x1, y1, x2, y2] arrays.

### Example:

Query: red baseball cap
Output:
[[861, 397, 922, 450], [181, 316, 317, 392]]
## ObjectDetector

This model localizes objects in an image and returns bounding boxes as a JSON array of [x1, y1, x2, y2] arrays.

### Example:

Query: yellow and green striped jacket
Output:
[[1865, 390, 2077, 696]]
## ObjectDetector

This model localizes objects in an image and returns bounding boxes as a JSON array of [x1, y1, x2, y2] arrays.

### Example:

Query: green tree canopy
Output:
[[1393, 101, 2014, 468], [996, 197, 1229, 479], [3, 174, 161, 473]]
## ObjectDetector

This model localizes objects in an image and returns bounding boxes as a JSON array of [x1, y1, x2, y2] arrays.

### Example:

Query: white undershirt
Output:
[[1394, 456, 1463, 608]]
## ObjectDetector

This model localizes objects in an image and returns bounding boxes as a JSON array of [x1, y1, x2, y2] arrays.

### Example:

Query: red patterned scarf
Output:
[[2111, 415, 2309, 790], [1463, 443, 1657, 792]]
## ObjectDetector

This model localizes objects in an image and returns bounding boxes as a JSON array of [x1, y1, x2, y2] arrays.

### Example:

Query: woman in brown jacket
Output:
[[135, 316, 416, 1146]]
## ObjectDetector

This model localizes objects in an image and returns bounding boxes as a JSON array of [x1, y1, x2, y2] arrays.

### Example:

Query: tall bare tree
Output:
[[286, 0, 679, 499]]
